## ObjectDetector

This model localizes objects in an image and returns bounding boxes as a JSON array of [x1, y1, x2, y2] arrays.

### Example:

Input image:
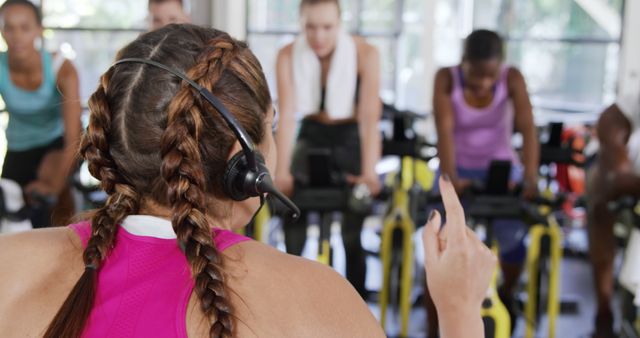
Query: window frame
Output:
[[473, 0, 625, 112], [0, 1, 148, 112], [244, 0, 407, 103]]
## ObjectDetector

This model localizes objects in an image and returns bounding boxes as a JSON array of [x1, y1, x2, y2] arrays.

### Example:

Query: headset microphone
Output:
[[112, 57, 301, 220], [256, 174, 300, 219]]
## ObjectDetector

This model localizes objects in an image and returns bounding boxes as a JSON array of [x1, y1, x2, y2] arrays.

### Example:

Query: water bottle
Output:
[[301, 212, 321, 261], [330, 212, 347, 277]]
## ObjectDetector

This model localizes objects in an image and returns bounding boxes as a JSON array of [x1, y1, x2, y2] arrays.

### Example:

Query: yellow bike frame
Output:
[[524, 214, 563, 338], [380, 157, 434, 337], [481, 245, 512, 338], [317, 237, 331, 265], [380, 180, 415, 336], [251, 203, 272, 243]]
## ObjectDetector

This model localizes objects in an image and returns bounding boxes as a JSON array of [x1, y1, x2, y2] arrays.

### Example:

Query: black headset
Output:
[[112, 58, 300, 219]]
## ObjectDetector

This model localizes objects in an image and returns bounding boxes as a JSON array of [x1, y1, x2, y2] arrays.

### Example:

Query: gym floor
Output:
[[355, 220, 610, 338], [366, 255, 609, 338]]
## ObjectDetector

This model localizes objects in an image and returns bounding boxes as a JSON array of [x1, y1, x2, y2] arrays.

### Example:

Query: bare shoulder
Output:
[[0, 228, 84, 335], [0, 228, 84, 293], [507, 66, 526, 86], [435, 67, 452, 82], [0, 227, 83, 277], [225, 241, 385, 337], [277, 42, 294, 63], [58, 59, 77, 76], [507, 66, 524, 78], [598, 103, 631, 136], [353, 36, 379, 63], [434, 67, 453, 93], [55, 58, 80, 97], [353, 36, 377, 53]]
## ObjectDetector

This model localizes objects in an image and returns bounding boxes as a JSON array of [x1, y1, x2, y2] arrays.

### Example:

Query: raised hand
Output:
[[422, 175, 497, 338]]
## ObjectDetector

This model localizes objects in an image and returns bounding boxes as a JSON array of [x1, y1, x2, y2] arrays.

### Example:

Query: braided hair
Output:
[[44, 24, 271, 338]]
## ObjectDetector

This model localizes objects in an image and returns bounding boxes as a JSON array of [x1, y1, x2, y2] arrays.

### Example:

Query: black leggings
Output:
[[2, 137, 64, 228], [283, 119, 367, 298], [284, 211, 367, 297], [2, 137, 64, 187]]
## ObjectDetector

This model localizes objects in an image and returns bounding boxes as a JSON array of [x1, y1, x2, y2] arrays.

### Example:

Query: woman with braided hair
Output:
[[0, 24, 495, 337]]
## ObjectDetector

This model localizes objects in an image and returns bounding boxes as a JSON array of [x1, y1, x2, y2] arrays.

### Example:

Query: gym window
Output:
[[246, 0, 429, 113], [248, 0, 624, 114], [0, 0, 148, 108], [476, 0, 624, 112]]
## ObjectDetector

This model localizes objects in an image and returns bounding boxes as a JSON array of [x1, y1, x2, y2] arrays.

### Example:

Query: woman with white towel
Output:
[[274, 0, 382, 298]]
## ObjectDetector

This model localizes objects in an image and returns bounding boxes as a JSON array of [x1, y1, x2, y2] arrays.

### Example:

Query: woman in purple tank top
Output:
[[0, 24, 498, 338], [427, 29, 540, 337]]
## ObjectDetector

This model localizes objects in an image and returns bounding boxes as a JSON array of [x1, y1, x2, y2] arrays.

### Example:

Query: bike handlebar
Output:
[[423, 186, 563, 226], [539, 145, 585, 167], [607, 195, 639, 213]]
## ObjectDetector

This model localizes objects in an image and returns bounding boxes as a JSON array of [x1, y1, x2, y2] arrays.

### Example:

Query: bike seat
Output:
[[383, 139, 419, 157], [466, 195, 523, 219], [292, 187, 350, 212], [540, 146, 584, 166]]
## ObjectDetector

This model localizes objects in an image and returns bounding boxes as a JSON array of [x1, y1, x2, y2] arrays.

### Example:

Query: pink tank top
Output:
[[450, 65, 519, 169], [68, 215, 250, 337]]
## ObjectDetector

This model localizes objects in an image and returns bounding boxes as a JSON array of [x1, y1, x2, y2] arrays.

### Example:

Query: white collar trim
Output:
[[121, 215, 176, 239]]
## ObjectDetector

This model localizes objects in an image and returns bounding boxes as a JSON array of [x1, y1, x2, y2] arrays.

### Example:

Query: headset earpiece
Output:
[[111, 58, 299, 218], [223, 152, 269, 201]]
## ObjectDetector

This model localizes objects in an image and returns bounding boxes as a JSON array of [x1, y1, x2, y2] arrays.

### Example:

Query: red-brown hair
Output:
[[44, 24, 271, 338]]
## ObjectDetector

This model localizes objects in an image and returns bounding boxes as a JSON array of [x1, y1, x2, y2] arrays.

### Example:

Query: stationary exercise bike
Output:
[[520, 122, 587, 338], [0, 179, 33, 233], [378, 111, 436, 337], [72, 161, 108, 210], [460, 160, 563, 338], [291, 148, 361, 269], [0, 178, 59, 232], [244, 202, 271, 242]]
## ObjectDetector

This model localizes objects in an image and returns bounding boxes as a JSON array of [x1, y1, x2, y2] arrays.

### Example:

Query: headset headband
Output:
[[111, 58, 258, 171]]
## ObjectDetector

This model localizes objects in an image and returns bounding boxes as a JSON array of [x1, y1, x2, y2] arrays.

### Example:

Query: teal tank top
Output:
[[0, 51, 64, 151]]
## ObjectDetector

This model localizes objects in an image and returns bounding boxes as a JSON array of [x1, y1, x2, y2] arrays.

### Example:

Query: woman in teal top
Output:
[[0, 0, 82, 227]]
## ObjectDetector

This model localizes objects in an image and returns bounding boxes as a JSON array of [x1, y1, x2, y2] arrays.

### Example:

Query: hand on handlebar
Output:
[[452, 178, 473, 195], [25, 180, 58, 198], [423, 176, 496, 337], [607, 170, 640, 201], [346, 173, 381, 197], [520, 178, 539, 200], [24, 180, 59, 206]]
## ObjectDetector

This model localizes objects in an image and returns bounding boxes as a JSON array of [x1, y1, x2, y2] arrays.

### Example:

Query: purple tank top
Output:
[[450, 65, 519, 169], [68, 215, 250, 337]]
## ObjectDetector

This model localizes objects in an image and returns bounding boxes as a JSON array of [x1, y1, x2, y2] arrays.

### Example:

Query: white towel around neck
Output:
[[292, 29, 358, 120]]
